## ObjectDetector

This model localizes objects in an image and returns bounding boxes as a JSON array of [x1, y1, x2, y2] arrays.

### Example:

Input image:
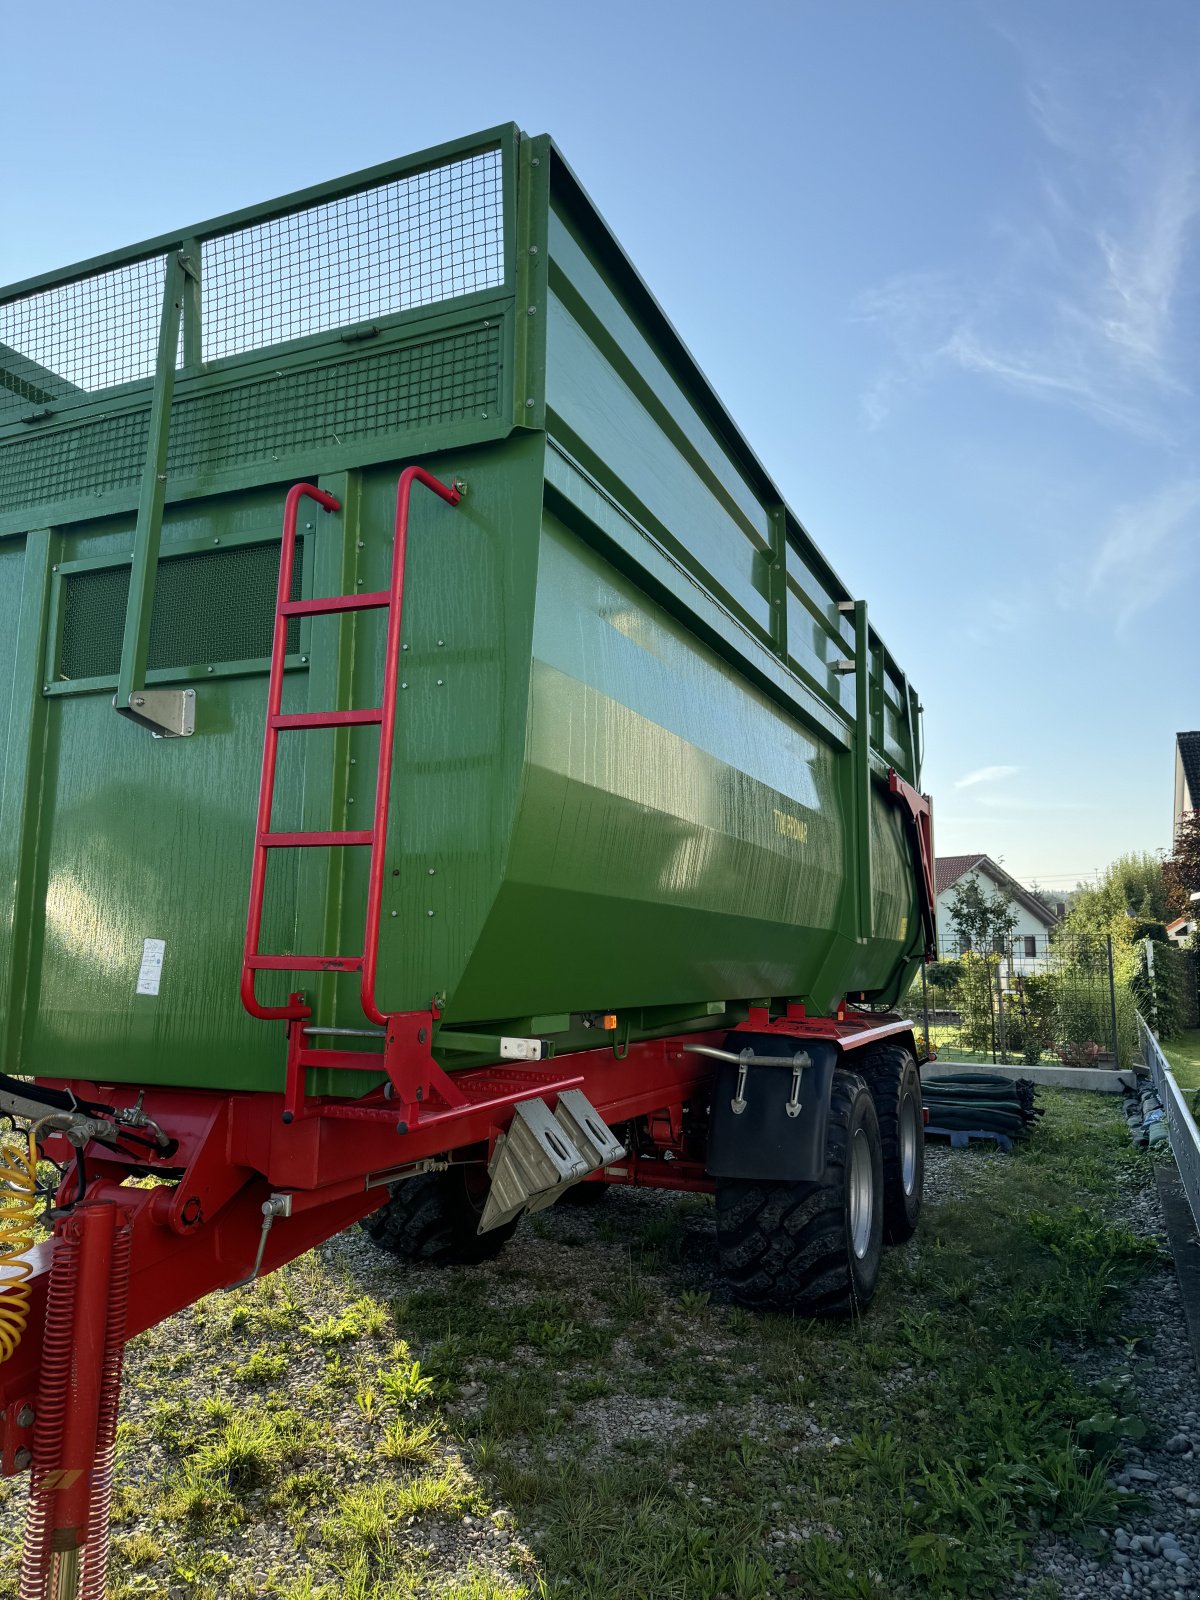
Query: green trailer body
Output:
[[0, 125, 927, 1096]]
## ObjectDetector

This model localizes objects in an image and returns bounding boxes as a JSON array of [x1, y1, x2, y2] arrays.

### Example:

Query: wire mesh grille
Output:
[[58, 541, 303, 682], [0, 257, 169, 419], [0, 323, 502, 512], [201, 149, 505, 362]]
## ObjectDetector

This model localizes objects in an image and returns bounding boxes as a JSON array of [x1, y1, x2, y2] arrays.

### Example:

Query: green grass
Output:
[[457, 1091, 1162, 1600], [1164, 1026, 1200, 1092], [0, 1091, 1168, 1600]]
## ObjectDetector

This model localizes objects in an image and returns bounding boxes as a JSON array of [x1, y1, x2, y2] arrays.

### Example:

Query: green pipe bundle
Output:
[[922, 1073, 1043, 1141]]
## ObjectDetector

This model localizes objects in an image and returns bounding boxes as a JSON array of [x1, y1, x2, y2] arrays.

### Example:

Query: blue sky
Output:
[[4, 0, 1198, 895]]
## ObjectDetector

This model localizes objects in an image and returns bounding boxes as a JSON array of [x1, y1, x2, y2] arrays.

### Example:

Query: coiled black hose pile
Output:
[[921, 1073, 1043, 1142]]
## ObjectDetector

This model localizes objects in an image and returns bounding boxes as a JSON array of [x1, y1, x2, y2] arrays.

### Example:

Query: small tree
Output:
[[945, 877, 1019, 961], [1166, 811, 1200, 913]]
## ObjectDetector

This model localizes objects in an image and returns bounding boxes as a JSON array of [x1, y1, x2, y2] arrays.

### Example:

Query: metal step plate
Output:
[[479, 1091, 626, 1232], [479, 1098, 589, 1233]]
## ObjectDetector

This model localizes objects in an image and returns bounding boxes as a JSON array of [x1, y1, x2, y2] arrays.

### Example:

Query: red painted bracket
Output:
[[887, 768, 937, 961]]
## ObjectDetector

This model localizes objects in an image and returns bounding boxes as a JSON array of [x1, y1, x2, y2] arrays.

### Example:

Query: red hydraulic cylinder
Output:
[[53, 1204, 114, 1553], [20, 1201, 128, 1600]]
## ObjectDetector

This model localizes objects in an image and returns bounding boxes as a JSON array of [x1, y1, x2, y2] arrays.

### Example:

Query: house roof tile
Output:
[[935, 855, 985, 896]]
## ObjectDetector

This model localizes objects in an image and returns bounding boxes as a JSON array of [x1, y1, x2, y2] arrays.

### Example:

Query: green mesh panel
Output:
[[57, 541, 302, 683], [58, 565, 131, 682], [0, 322, 502, 515]]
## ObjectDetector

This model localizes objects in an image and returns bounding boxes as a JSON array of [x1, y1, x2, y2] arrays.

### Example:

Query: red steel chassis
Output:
[[8, 1009, 918, 1593]]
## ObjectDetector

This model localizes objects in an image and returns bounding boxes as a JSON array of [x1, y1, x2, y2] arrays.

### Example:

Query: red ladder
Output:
[[240, 468, 461, 1036]]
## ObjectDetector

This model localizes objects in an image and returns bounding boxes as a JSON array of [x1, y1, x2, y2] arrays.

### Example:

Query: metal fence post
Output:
[[920, 960, 930, 1059], [1106, 934, 1120, 1066]]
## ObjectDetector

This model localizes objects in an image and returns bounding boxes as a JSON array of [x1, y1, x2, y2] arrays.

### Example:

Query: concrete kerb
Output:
[[921, 1061, 1135, 1094]]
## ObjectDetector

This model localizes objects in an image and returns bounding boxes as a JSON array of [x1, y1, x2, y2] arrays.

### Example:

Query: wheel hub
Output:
[[848, 1126, 875, 1259], [900, 1093, 918, 1195]]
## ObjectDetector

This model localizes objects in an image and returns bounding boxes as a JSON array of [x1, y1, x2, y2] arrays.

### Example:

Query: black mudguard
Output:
[[705, 1038, 839, 1183]]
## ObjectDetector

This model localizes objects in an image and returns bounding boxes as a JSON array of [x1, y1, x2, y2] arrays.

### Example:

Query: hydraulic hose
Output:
[[0, 1074, 112, 1120], [0, 1129, 39, 1363]]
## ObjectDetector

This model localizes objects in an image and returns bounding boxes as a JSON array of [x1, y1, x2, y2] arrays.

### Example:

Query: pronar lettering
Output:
[[773, 809, 809, 844]]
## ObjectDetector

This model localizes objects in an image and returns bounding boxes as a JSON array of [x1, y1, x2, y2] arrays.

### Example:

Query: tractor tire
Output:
[[858, 1043, 924, 1243], [714, 1070, 884, 1317], [360, 1166, 519, 1265]]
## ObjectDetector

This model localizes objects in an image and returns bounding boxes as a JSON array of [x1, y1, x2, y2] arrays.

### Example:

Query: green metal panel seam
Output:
[[513, 134, 551, 431], [0, 529, 56, 1069], [853, 599, 873, 939], [767, 505, 788, 658]]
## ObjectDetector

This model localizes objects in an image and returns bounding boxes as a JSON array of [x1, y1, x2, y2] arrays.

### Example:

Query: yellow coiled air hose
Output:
[[0, 1130, 38, 1362]]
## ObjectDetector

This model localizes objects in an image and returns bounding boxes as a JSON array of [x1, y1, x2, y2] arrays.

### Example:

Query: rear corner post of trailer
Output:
[[0, 122, 935, 1594]]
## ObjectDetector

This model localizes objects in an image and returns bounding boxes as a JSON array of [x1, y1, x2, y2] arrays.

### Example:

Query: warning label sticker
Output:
[[136, 938, 166, 996]]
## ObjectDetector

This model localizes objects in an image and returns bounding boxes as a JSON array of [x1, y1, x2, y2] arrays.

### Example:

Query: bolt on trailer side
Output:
[[0, 126, 930, 1103]]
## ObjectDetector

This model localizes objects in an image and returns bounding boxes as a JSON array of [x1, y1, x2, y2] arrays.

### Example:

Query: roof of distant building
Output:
[[934, 854, 1058, 928]]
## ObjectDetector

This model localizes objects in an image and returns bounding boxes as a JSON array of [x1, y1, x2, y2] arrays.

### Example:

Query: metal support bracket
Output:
[[114, 687, 195, 739]]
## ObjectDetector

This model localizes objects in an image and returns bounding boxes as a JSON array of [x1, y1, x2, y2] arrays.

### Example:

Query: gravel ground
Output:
[[1005, 1172, 1200, 1600]]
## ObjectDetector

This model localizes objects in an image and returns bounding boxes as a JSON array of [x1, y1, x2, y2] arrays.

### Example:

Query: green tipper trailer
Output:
[[0, 125, 936, 1592]]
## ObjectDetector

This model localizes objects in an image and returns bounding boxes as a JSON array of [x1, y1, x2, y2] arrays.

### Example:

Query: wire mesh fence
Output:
[[916, 933, 1131, 1069]]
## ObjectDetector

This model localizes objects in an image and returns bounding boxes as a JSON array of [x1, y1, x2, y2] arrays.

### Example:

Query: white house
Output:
[[935, 855, 1060, 973], [1175, 731, 1200, 842]]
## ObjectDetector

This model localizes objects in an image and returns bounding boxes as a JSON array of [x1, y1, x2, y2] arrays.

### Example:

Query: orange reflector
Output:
[[602, 1013, 618, 1031]]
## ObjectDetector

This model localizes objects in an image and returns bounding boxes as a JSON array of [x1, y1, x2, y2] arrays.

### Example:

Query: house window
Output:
[[1024, 936, 1037, 959], [992, 935, 1005, 956]]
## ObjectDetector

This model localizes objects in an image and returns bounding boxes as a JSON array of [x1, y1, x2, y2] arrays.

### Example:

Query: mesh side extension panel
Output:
[[58, 542, 304, 683], [0, 323, 502, 514], [0, 257, 170, 422], [201, 150, 504, 361]]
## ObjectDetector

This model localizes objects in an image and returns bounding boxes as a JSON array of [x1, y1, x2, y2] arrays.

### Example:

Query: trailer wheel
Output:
[[360, 1166, 519, 1265], [858, 1044, 924, 1243], [714, 1070, 883, 1317]]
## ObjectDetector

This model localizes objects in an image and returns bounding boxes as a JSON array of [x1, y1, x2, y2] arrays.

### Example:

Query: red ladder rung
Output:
[[246, 954, 364, 972], [280, 592, 389, 616], [259, 829, 373, 847], [269, 709, 383, 730]]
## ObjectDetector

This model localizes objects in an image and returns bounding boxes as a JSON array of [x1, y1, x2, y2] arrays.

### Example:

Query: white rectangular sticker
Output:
[[136, 938, 166, 996]]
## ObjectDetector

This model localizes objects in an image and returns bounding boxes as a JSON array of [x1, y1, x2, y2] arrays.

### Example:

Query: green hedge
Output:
[[1137, 940, 1199, 1039]]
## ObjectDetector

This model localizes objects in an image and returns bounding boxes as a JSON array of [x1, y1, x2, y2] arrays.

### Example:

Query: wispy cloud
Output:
[[1085, 478, 1200, 631], [976, 795, 1098, 813], [955, 765, 1020, 790], [857, 76, 1200, 438]]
